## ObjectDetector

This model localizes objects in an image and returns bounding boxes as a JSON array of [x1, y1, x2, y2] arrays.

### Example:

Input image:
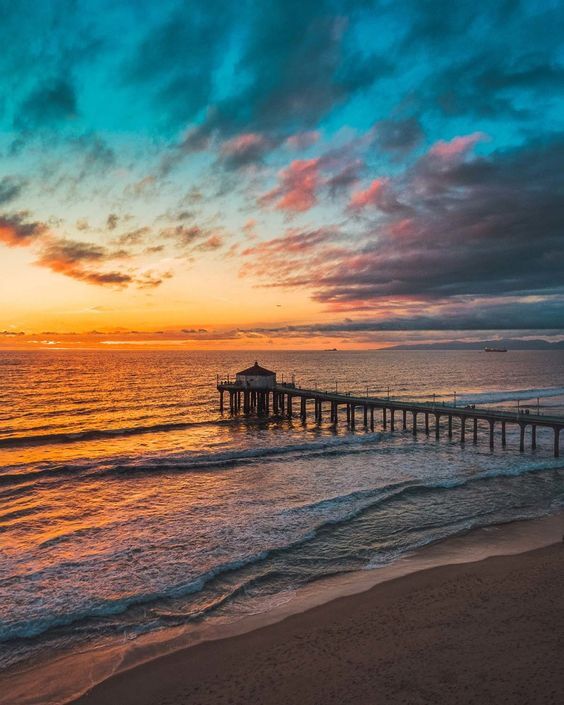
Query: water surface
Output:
[[1, 350, 564, 700]]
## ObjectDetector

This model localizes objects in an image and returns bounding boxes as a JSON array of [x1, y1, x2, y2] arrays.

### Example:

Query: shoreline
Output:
[[71, 539, 564, 705], [2, 510, 563, 705]]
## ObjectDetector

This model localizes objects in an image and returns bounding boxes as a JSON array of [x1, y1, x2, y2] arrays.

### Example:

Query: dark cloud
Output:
[[218, 133, 275, 170], [161, 223, 225, 252], [0, 212, 46, 246], [163, 0, 388, 169], [373, 117, 424, 153], [285, 131, 320, 150], [0, 177, 26, 205], [406, 2, 564, 119], [215, 1, 386, 135], [35, 237, 167, 288], [71, 134, 116, 172], [125, 1, 235, 128], [106, 213, 119, 230], [246, 299, 564, 335], [15, 78, 77, 129], [244, 134, 564, 310], [325, 161, 363, 196], [0, 206, 168, 288], [115, 227, 151, 246]]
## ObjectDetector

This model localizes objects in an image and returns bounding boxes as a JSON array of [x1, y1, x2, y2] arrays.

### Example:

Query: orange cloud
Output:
[[0, 213, 46, 246]]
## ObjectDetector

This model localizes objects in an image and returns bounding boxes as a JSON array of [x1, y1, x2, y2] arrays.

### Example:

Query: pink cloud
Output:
[[221, 132, 267, 155], [429, 132, 488, 159], [219, 133, 272, 168], [260, 158, 320, 213], [242, 218, 257, 239], [196, 234, 224, 251], [349, 178, 388, 209]]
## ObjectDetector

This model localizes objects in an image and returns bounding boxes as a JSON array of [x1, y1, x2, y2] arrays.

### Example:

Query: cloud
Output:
[[246, 298, 564, 335], [106, 213, 119, 230], [428, 132, 488, 159], [259, 130, 374, 210], [35, 238, 134, 287], [285, 131, 320, 150], [115, 227, 151, 246], [195, 234, 224, 251], [124, 1, 234, 128], [15, 78, 77, 129], [35, 238, 170, 288], [125, 176, 159, 199], [161, 224, 209, 248], [241, 226, 341, 281], [243, 134, 564, 312], [373, 117, 423, 153], [349, 178, 401, 211], [162, 0, 388, 167], [0, 211, 167, 288], [160, 223, 226, 254], [260, 158, 320, 212], [0, 177, 26, 205], [0, 212, 46, 246], [218, 133, 274, 170]]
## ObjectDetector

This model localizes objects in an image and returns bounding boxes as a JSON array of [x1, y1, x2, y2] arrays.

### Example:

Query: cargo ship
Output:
[[484, 347, 507, 352]]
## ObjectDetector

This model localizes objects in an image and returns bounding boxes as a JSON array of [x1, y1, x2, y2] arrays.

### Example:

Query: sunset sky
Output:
[[1, 0, 563, 349]]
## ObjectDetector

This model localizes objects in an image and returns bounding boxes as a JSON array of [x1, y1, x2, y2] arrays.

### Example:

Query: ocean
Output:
[[1, 349, 564, 704]]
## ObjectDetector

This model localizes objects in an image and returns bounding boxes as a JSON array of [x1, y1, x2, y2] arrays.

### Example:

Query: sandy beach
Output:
[[71, 542, 564, 705]]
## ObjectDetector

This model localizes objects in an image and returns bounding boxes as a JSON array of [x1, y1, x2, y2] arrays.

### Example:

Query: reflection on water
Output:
[[1, 350, 564, 695]]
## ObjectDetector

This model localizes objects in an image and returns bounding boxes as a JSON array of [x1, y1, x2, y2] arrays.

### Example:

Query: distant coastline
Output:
[[387, 338, 564, 351]]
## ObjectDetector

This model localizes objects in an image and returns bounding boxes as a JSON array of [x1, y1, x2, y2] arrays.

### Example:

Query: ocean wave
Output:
[[0, 432, 386, 488], [0, 417, 233, 449], [277, 459, 563, 532], [2, 459, 562, 644], [457, 386, 564, 406]]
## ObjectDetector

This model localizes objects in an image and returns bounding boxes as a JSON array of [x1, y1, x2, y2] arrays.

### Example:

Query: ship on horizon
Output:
[[484, 346, 508, 352]]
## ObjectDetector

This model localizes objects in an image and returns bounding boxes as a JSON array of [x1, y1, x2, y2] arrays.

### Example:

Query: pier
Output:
[[218, 363, 564, 457]]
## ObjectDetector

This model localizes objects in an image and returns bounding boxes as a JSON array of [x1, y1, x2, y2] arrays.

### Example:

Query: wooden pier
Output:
[[218, 376, 564, 458]]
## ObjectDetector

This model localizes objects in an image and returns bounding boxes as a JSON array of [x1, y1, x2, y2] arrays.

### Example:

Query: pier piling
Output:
[[217, 372, 564, 458]]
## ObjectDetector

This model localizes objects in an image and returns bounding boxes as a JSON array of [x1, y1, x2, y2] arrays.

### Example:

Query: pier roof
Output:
[[236, 361, 275, 377]]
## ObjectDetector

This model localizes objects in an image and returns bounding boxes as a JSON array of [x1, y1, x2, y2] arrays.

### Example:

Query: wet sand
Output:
[[72, 542, 564, 705]]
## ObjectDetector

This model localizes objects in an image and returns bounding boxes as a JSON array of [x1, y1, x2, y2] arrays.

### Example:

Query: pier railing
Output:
[[217, 378, 564, 457]]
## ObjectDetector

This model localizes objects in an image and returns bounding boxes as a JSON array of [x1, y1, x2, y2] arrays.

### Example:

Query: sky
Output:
[[0, 0, 563, 349]]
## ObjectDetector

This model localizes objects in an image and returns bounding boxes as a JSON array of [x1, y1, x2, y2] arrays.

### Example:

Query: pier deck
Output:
[[217, 382, 564, 457]]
